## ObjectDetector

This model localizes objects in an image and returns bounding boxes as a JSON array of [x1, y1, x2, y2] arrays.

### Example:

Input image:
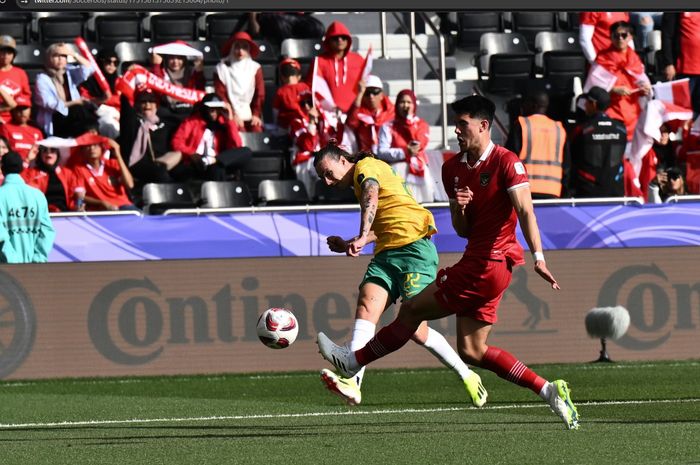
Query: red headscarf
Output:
[[393, 89, 429, 177]]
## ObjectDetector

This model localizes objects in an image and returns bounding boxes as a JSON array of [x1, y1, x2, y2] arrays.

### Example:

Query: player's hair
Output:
[[451, 95, 495, 128], [313, 140, 377, 166], [609, 20, 633, 36]]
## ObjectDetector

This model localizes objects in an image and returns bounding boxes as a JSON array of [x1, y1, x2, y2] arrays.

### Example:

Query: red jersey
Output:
[[442, 143, 528, 264], [0, 66, 31, 124], [0, 123, 43, 161], [72, 158, 132, 210], [678, 13, 700, 75], [580, 12, 630, 56], [273, 82, 311, 130]]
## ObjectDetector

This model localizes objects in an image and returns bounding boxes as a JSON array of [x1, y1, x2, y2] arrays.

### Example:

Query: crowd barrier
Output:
[[0, 200, 698, 379]]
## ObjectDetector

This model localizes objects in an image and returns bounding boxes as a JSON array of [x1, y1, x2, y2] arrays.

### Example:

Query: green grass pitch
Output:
[[1, 360, 698, 464]]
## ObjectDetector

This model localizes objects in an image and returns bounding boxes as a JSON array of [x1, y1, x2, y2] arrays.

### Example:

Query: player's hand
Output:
[[327, 235, 347, 253], [454, 186, 473, 211], [347, 235, 368, 257], [534, 260, 560, 290]]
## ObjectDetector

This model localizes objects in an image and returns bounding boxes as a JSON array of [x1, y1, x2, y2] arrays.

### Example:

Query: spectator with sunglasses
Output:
[[273, 58, 311, 131], [79, 50, 124, 139], [648, 166, 687, 203], [590, 21, 651, 141], [345, 75, 395, 153], [579, 11, 633, 63]]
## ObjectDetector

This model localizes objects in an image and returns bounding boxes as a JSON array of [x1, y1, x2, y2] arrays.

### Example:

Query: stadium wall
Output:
[[1, 246, 698, 380]]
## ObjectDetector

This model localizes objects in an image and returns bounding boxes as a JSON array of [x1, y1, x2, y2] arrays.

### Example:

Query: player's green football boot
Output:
[[320, 369, 362, 406], [548, 379, 580, 430], [464, 371, 488, 407]]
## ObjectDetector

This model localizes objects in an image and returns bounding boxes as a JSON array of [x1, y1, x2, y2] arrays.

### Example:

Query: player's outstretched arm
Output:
[[509, 186, 560, 290]]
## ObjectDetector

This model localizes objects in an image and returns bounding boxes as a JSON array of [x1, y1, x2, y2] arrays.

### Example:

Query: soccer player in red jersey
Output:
[[318, 95, 580, 430]]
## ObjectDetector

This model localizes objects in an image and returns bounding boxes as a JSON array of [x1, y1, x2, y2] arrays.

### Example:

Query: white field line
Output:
[[2, 361, 699, 387], [0, 398, 698, 430]]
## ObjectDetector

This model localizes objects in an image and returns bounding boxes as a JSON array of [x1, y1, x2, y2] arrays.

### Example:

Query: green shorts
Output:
[[360, 237, 438, 303]]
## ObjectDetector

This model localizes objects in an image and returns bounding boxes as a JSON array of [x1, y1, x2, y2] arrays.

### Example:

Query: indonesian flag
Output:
[[583, 63, 618, 92], [117, 64, 205, 106], [311, 57, 336, 112], [357, 45, 373, 87], [75, 37, 111, 96], [627, 80, 694, 177]]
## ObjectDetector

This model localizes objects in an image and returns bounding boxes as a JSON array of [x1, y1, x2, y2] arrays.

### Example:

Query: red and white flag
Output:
[[583, 63, 618, 92], [311, 57, 336, 112], [652, 78, 691, 108], [358, 45, 373, 85]]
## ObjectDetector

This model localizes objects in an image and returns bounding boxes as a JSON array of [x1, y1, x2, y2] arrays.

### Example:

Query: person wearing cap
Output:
[[34, 42, 97, 138], [0, 151, 55, 263], [504, 91, 569, 199], [306, 21, 365, 114], [569, 86, 628, 197], [345, 75, 395, 153], [648, 166, 688, 203], [119, 87, 184, 184], [376, 89, 434, 203], [71, 133, 137, 211], [0, 35, 31, 125], [22, 142, 79, 212], [587, 21, 651, 141], [0, 94, 43, 162], [151, 41, 205, 124], [79, 49, 124, 139], [214, 32, 265, 133], [273, 57, 311, 131], [171, 93, 252, 181]]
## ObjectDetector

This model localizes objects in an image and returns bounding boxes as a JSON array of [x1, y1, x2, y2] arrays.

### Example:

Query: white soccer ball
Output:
[[256, 308, 299, 349]]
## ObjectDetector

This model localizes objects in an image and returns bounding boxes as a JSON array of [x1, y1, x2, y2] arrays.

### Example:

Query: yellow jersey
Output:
[[353, 157, 436, 254]]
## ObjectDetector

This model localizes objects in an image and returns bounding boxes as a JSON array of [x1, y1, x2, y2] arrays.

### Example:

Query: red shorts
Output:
[[433, 256, 513, 324]]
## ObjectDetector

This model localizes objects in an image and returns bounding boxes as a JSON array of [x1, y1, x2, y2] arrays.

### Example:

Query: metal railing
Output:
[[381, 12, 448, 149]]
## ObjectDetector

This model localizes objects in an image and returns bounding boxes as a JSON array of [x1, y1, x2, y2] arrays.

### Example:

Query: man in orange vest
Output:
[[505, 91, 568, 199]]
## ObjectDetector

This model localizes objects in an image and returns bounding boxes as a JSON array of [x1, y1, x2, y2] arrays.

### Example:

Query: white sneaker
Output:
[[317, 332, 358, 378], [320, 369, 362, 406], [547, 380, 580, 430]]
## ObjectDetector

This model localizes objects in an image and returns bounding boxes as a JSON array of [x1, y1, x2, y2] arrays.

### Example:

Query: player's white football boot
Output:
[[317, 332, 359, 378], [547, 379, 580, 430], [320, 369, 362, 406]]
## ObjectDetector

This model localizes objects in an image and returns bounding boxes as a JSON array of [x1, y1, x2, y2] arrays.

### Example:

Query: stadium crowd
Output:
[[0, 11, 697, 212]]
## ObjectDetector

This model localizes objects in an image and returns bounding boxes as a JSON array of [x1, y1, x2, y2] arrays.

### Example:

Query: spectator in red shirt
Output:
[[662, 12, 700, 116], [0, 35, 31, 125], [0, 95, 43, 162], [71, 133, 137, 211], [579, 12, 633, 63], [345, 75, 395, 152], [22, 143, 78, 212], [214, 32, 265, 133], [592, 21, 651, 140], [171, 93, 252, 181], [307, 21, 365, 114], [151, 42, 205, 124], [79, 49, 124, 139], [273, 58, 311, 131]]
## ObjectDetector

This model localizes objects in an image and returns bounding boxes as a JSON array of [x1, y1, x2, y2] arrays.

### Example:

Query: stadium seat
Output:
[[0, 13, 32, 44], [94, 13, 144, 51], [257, 179, 309, 206], [114, 42, 153, 73], [240, 132, 291, 199], [141, 182, 197, 215], [557, 12, 580, 32], [204, 12, 246, 50], [511, 12, 557, 49], [13, 44, 45, 87], [475, 32, 534, 94], [535, 32, 586, 88], [38, 14, 87, 47], [199, 181, 253, 208], [149, 13, 200, 42], [455, 13, 502, 49], [187, 40, 221, 84], [644, 30, 663, 79], [256, 40, 280, 64], [313, 180, 357, 204], [280, 38, 323, 62]]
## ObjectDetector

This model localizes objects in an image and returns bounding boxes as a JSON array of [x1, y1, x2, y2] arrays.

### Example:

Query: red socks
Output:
[[480, 346, 547, 394], [355, 320, 415, 366]]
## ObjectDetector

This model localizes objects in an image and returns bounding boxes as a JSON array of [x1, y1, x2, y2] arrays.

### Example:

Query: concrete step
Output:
[[372, 56, 457, 81], [354, 33, 443, 59], [384, 79, 477, 102]]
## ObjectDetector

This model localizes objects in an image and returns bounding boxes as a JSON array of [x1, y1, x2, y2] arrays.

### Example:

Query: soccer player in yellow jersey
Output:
[[313, 142, 487, 407]]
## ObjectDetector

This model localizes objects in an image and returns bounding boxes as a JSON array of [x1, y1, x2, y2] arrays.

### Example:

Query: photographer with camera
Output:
[[648, 166, 688, 203]]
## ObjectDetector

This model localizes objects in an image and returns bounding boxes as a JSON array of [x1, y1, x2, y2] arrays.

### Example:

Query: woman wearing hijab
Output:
[[377, 89, 434, 203], [34, 42, 96, 137], [214, 32, 265, 133], [22, 143, 78, 212], [150, 41, 206, 124], [79, 49, 123, 138]]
